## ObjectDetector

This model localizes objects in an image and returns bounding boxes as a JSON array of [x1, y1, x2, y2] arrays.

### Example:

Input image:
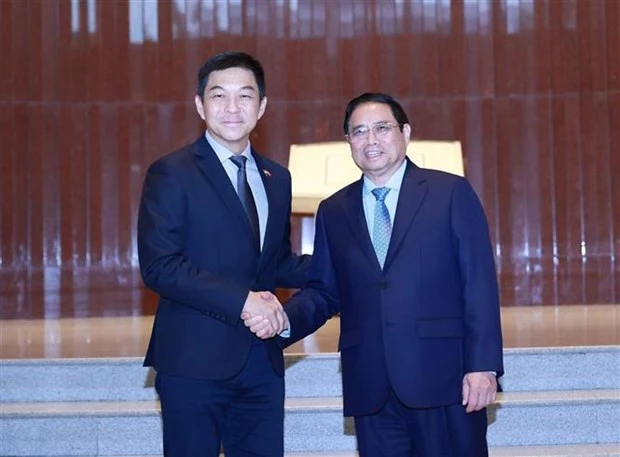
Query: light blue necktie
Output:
[[371, 187, 392, 268]]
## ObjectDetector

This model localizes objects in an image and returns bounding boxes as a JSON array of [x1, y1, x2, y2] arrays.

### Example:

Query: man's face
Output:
[[194, 67, 267, 154], [346, 102, 411, 185]]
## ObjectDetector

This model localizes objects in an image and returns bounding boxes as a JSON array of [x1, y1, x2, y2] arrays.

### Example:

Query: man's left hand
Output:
[[462, 372, 497, 413]]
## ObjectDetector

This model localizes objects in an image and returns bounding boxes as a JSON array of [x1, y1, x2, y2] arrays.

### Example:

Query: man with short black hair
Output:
[[138, 51, 310, 457]]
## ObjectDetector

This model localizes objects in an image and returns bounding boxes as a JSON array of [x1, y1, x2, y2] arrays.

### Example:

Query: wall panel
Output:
[[1, 0, 618, 317]]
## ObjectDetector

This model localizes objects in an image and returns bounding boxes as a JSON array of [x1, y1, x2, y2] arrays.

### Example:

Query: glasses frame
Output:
[[345, 122, 403, 144]]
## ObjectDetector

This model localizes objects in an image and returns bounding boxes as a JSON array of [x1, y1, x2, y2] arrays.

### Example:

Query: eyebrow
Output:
[[350, 120, 394, 128], [208, 85, 257, 92]]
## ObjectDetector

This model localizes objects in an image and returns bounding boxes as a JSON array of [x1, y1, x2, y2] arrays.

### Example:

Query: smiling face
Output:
[[194, 67, 267, 154], [347, 102, 411, 186]]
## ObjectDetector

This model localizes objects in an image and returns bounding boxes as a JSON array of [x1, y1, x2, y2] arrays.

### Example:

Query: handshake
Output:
[[240, 291, 288, 339]]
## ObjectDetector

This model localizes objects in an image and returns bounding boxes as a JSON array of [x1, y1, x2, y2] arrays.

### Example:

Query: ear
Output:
[[194, 95, 206, 121], [257, 96, 267, 120], [402, 123, 412, 141]]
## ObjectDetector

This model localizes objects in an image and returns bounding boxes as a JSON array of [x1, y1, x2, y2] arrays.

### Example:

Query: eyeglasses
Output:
[[345, 122, 402, 144]]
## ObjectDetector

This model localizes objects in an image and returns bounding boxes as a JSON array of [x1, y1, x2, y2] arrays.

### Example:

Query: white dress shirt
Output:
[[361, 159, 408, 237], [205, 131, 269, 250]]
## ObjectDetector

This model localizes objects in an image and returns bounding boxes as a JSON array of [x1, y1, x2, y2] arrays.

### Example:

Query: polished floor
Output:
[[1, 302, 618, 359]]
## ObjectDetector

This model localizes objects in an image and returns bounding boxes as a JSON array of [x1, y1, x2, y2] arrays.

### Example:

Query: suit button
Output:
[[379, 281, 387, 289]]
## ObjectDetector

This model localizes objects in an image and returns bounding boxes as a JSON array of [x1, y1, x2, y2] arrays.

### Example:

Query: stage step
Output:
[[283, 446, 620, 457], [1, 346, 619, 402], [1, 390, 619, 455], [1, 347, 619, 456], [284, 447, 620, 457], [90, 445, 620, 457]]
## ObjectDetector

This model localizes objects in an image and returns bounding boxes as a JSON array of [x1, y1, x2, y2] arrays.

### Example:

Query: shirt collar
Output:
[[362, 159, 407, 195], [204, 130, 253, 164]]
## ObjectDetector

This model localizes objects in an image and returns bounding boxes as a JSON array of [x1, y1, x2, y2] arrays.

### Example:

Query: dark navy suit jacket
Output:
[[138, 135, 309, 380], [283, 159, 503, 417]]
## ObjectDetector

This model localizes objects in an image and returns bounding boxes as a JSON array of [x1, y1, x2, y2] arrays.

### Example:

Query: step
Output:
[[1, 391, 618, 455], [500, 346, 620, 392], [282, 449, 620, 457], [0, 357, 158, 402], [490, 444, 620, 456], [2, 346, 619, 402], [488, 390, 620, 446], [109, 446, 620, 457]]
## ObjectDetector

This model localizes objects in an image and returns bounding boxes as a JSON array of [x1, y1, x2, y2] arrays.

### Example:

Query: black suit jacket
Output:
[[283, 160, 503, 416], [138, 135, 310, 380]]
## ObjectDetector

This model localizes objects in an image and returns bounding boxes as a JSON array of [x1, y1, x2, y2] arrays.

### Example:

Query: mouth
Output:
[[364, 150, 383, 159], [222, 120, 244, 126]]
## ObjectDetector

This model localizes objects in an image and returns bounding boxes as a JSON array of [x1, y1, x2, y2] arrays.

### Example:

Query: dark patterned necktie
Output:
[[230, 155, 260, 250]]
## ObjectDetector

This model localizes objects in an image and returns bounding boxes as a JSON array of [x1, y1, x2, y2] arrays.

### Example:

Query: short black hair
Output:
[[196, 52, 266, 100], [343, 92, 409, 135]]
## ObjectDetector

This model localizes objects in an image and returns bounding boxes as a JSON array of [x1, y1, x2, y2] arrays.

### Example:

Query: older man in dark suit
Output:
[[247, 92, 503, 456]]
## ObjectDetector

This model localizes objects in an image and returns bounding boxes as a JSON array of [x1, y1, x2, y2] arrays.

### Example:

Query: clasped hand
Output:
[[240, 291, 289, 339]]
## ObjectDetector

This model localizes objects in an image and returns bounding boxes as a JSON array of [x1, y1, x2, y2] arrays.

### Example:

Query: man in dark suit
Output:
[[246, 92, 504, 456], [138, 52, 310, 457]]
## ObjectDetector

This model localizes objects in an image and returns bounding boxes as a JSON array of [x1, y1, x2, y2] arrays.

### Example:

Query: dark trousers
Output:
[[354, 389, 489, 457], [155, 342, 284, 457]]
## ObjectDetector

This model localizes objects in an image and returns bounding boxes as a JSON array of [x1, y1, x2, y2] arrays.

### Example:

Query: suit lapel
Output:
[[383, 161, 428, 270], [193, 136, 254, 239], [343, 179, 383, 271]]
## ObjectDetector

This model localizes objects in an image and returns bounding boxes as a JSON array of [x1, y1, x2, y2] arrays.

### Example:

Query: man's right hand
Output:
[[240, 291, 285, 338]]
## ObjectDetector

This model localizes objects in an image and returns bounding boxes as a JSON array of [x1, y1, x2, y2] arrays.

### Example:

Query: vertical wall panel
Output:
[[1, 0, 618, 316], [0, 105, 13, 270], [609, 92, 620, 301], [607, 1, 620, 90], [534, 96, 556, 305]]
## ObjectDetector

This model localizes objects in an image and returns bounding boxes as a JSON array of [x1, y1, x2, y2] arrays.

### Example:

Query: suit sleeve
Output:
[[137, 159, 247, 325], [451, 178, 504, 377], [281, 203, 340, 347], [274, 171, 312, 288]]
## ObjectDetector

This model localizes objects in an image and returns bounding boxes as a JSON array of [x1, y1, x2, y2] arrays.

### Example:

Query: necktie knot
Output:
[[230, 155, 247, 169], [372, 187, 390, 202]]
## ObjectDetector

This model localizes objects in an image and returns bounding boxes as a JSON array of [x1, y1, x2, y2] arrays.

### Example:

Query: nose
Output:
[[366, 129, 379, 144], [225, 98, 240, 113]]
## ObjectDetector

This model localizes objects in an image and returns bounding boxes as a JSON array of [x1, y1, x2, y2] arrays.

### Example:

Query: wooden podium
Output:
[[287, 140, 465, 254]]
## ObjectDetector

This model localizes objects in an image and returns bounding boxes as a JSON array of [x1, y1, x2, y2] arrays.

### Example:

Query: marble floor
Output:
[[1, 303, 618, 359]]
